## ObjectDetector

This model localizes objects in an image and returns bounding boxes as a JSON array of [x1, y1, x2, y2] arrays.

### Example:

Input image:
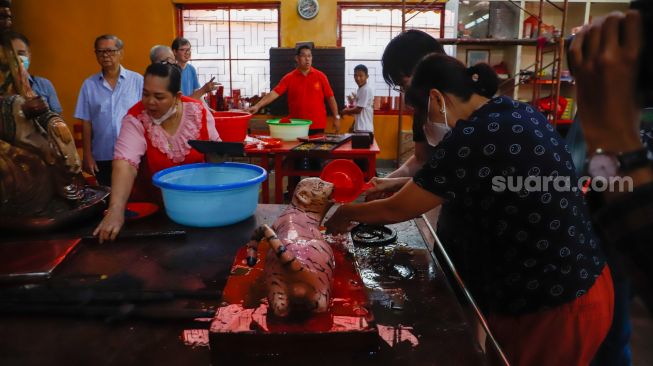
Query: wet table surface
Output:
[[0, 205, 492, 366]]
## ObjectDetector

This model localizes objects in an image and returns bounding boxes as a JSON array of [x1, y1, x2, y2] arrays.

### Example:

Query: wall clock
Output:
[[297, 0, 319, 20]]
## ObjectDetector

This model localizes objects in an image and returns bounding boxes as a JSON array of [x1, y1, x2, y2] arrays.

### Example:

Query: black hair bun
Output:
[[468, 63, 499, 99]]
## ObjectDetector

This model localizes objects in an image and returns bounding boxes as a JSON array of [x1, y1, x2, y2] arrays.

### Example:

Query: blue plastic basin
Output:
[[152, 162, 267, 227]]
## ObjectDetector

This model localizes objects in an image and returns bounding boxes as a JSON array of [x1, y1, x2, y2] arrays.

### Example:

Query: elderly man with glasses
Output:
[[74, 34, 143, 186]]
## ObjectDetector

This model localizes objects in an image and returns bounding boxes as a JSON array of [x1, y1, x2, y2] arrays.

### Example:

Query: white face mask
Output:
[[150, 101, 177, 125], [423, 95, 450, 147]]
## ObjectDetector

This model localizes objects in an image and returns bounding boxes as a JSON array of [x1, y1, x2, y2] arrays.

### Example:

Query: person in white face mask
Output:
[[93, 62, 220, 243], [326, 53, 614, 366], [7, 31, 62, 113]]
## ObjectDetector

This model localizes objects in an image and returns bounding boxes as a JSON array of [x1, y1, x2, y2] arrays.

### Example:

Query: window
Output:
[[338, 4, 448, 109], [178, 4, 280, 97]]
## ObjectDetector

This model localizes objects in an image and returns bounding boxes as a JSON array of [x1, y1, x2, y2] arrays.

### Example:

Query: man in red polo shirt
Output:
[[248, 43, 341, 134]]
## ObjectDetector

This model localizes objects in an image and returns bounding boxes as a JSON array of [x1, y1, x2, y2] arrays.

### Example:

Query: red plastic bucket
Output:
[[320, 159, 373, 203], [212, 111, 252, 142]]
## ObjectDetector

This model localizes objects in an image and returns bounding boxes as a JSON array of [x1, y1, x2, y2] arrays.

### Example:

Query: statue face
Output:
[[293, 178, 334, 214], [0, 7, 12, 30]]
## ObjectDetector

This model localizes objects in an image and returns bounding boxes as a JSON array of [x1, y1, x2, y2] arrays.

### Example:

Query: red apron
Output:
[[129, 98, 209, 203]]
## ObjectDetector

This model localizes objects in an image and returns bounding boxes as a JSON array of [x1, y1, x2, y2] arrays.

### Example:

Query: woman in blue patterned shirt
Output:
[[325, 54, 614, 366]]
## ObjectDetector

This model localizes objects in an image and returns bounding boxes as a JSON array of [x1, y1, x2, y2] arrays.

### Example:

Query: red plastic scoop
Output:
[[320, 159, 373, 203]]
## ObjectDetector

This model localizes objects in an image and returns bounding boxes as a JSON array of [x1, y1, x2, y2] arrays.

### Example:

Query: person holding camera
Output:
[[569, 9, 653, 315]]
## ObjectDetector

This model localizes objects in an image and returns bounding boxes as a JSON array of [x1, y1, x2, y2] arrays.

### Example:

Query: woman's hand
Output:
[[246, 104, 260, 115], [364, 177, 409, 201], [325, 205, 355, 234], [93, 206, 125, 243], [569, 11, 643, 153]]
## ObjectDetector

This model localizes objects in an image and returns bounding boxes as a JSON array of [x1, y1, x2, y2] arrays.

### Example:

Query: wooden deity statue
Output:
[[0, 0, 109, 230]]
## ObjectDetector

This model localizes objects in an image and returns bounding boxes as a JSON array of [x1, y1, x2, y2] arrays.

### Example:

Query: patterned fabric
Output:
[[73, 66, 143, 161], [414, 96, 606, 314], [113, 96, 219, 168]]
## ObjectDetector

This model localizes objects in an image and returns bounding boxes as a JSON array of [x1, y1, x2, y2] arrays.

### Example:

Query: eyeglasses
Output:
[[177, 47, 191, 54], [95, 49, 120, 56]]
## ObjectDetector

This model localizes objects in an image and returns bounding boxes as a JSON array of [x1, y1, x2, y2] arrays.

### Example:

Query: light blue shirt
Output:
[[181, 63, 200, 96], [29, 75, 62, 114], [73, 66, 143, 161]]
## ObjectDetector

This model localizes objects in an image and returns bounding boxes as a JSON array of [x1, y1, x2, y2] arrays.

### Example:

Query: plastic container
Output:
[[152, 162, 267, 227], [320, 159, 373, 203], [266, 118, 312, 141], [213, 111, 252, 142]]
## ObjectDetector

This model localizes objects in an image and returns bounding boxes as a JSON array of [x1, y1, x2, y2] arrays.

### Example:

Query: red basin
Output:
[[212, 111, 252, 142]]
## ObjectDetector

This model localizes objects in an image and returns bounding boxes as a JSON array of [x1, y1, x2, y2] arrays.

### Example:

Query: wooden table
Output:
[[246, 140, 380, 204], [0, 206, 504, 365]]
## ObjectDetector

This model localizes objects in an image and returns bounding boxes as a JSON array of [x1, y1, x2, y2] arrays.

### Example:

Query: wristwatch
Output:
[[587, 148, 653, 178]]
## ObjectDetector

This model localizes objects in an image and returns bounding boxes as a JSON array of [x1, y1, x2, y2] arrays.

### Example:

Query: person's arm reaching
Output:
[[364, 176, 410, 200], [570, 10, 653, 312], [326, 180, 442, 234], [246, 90, 280, 115], [341, 106, 363, 115], [327, 96, 340, 133], [387, 141, 429, 178], [365, 142, 429, 201], [569, 10, 652, 202], [190, 77, 218, 101], [93, 159, 137, 243]]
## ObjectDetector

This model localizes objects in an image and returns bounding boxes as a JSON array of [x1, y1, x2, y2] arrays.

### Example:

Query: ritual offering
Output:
[[211, 178, 377, 358]]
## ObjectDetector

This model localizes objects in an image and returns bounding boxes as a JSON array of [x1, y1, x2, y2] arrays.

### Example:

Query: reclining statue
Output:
[[245, 178, 336, 317]]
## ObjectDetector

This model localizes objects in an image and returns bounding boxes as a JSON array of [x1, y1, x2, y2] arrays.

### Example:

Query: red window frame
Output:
[[175, 2, 281, 93], [336, 2, 446, 108], [336, 2, 446, 47]]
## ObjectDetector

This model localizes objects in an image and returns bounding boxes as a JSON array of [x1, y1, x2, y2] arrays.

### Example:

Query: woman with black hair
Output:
[[93, 62, 220, 242], [326, 54, 613, 365]]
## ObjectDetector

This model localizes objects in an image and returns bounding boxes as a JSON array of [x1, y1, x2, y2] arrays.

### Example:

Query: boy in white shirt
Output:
[[342, 64, 374, 132]]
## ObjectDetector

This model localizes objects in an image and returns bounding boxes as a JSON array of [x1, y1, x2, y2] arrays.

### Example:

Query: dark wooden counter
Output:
[[0, 205, 502, 365]]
